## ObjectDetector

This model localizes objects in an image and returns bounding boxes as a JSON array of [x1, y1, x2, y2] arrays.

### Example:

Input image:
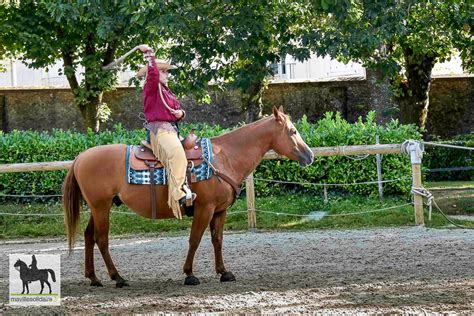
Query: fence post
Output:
[[406, 141, 425, 225], [323, 183, 328, 204], [412, 163, 424, 225], [246, 172, 257, 231], [376, 135, 384, 201]]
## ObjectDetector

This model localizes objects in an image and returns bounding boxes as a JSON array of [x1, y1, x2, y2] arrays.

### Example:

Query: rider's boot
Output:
[[180, 184, 196, 207]]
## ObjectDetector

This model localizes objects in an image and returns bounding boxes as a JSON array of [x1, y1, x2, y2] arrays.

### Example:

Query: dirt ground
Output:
[[1, 227, 473, 314]]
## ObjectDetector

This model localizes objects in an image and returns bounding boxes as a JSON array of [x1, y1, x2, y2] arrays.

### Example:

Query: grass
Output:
[[425, 181, 474, 215], [1, 187, 472, 239], [425, 181, 474, 189]]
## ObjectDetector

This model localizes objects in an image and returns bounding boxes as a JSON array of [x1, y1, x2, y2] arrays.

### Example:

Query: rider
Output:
[[28, 255, 38, 281], [29, 255, 38, 271], [137, 44, 195, 219]]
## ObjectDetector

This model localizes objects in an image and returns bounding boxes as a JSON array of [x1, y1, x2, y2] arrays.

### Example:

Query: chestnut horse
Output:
[[63, 106, 314, 287]]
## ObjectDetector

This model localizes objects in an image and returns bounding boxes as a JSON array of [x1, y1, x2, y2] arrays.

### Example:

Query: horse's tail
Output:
[[47, 269, 56, 282], [62, 159, 82, 252]]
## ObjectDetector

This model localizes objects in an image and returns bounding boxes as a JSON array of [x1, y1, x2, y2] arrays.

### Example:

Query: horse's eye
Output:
[[290, 128, 297, 135]]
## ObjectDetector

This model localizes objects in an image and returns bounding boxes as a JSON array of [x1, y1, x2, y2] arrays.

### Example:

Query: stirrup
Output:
[[181, 185, 196, 207], [179, 193, 197, 207], [182, 184, 192, 199]]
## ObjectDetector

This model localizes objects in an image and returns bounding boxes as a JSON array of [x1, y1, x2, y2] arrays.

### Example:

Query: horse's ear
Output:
[[278, 105, 284, 113], [273, 106, 284, 122]]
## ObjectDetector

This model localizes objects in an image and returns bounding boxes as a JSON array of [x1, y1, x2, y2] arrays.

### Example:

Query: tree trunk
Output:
[[61, 51, 101, 132], [0, 94, 9, 132], [60, 32, 116, 132], [243, 80, 265, 123], [366, 68, 396, 125], [398, 48, 435, 129], [79, 94, 103, 132]]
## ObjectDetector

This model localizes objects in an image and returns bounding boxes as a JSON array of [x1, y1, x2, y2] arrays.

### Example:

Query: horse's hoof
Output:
[[116, 279, 130, 288], [90, 280, 103, 287], [220, 271, 236, 282], [184, 275, 200, 286]]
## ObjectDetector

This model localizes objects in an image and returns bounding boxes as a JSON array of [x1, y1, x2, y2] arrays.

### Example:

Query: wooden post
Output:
[[406, 140, 424, 226], [246, 172, 257, 231], [0, 161, 73, 173], [263, 144, 401, 160], [376, 135, 383, 201], [0, 161, 72, 172], [412, 164, 424, 225], [323, 183, 328, 204]]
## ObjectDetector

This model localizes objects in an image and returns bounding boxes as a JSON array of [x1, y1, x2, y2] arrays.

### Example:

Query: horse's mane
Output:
[[212, 113, 290, 142]]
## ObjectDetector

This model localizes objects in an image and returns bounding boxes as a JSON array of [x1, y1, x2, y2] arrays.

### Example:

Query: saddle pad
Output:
[[126, 138, 214, 185]]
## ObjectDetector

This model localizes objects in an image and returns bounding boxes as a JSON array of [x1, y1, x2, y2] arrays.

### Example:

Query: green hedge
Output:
[[0, 112, 421, 201], [424, 134, 474, 181], [256, 112, 420, 196]]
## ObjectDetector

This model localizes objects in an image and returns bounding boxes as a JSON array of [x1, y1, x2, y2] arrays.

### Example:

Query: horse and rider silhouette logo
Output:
[[13, 255, 57, 294]]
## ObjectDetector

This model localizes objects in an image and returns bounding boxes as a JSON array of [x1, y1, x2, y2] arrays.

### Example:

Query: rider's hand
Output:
[[173, 110, 184, 119], [138, 44, 152, 53]]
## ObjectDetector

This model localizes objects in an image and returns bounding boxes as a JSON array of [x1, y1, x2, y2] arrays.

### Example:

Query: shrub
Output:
[[423, 134, 474, 181], [255, 112, 421, 196], [0, 112, 421, 201]]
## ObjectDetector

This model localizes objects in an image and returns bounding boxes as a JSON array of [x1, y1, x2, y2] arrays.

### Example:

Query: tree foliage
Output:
[[141, 0, 315, 122], [0, 0, 317, 126], [0, 1, 164, 131], [2, 0, 470, 129], [301, 0, 473, 128]]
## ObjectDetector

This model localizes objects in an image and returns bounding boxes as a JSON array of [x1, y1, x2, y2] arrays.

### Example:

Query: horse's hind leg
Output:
[[92, 204, 129, 288], [44, 280, 52, 294], [183, 206, 214, 285], [84, 216, 102, 287], [210, 210, 235, 282]]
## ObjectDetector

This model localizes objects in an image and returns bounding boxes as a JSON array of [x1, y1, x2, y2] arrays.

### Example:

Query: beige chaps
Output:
[[150, 129, 187, 219]]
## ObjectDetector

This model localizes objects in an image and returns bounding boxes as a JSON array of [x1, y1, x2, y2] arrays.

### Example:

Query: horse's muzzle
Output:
[[298, 149, 314, 167]]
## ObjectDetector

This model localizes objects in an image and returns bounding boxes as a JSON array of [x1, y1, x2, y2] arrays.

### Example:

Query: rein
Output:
[[201, 155, 241, 198]]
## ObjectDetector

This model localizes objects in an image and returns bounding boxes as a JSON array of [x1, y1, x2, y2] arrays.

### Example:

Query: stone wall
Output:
[[0, 76, 472, 137], [426, 77, 473, 138]]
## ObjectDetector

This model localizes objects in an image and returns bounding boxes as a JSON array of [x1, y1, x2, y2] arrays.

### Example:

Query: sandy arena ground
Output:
[[1, 227, 473, 314]]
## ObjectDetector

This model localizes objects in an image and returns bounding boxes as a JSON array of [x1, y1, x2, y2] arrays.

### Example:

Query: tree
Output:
[[302, 0, 473, 128], [0, 1, 164, 131]]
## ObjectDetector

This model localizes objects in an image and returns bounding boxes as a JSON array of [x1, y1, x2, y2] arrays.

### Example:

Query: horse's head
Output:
[[14, 259, 25, 271], [271, 106, 314, 167]]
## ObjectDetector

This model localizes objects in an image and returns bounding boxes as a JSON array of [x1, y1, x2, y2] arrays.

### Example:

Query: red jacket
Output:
[[143, 55, 182, 123]]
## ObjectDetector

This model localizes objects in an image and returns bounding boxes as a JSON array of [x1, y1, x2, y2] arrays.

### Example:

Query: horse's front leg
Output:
[[22, 281, 29, 294], [183, 205, 214, 285], [210, 210, 235, 282]]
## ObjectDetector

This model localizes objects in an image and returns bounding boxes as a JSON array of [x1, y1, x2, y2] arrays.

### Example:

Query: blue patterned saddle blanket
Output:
[[125, 138, 214, 185]]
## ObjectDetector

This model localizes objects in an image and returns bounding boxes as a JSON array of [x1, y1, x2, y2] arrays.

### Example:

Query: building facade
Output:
[[1, 54, 468, 88]]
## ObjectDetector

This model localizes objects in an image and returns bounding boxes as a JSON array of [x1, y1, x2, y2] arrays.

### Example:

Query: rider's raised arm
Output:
[[142, 49, 159, 94]]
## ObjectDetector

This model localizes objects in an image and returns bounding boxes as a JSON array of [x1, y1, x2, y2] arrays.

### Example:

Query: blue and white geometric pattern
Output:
[[126, 138, 214, 185]]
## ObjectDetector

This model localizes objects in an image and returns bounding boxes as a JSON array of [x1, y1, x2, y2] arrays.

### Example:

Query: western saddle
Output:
[[130, 129, 241, 219], [132, 129, 204, 171], [131, 129, 203, 219]]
